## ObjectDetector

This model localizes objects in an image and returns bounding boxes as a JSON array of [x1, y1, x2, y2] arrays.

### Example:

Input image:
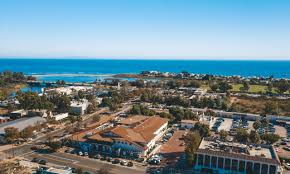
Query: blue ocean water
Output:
[[0, 59, 289, 82]]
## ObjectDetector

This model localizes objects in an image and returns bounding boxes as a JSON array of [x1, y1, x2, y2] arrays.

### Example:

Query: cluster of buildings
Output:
[[71, 115, 169, 158], [44, 86, 93, 96]]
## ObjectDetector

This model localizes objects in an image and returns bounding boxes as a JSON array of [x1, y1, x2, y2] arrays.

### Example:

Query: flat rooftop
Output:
[[199, 139, 273, 159]]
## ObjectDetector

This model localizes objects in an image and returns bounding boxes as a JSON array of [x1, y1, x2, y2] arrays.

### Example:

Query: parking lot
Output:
[[158, 130, 187, 165]]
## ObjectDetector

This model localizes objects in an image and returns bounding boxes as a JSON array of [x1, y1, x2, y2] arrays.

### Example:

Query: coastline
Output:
[[32, 73, 115, 77]]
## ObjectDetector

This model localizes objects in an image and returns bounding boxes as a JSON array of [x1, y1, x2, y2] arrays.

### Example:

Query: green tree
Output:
[[20, 126, 34, 140], [264, 101, 279, 115], [219, 130, 228, 141], [249, 130, 261, 144], [240, 82, 250, 92], [192, 122, 210, 137], [267, 83, 273, 93], [4, 127, 20, 143], [210, 83, 219, 92], [218, 82, 232, 93], [261, 134, 280, 144], [184, 132, 201, 165], [76, 168, 83, 174], [47, 141, 62, 152], [274, 80, 290, 94], [96, 165, 111, 174], [253, 120, 261, 131], [92, 114, 101, 122], [235, 128, 249, 143], [260, 118, 269, 129]]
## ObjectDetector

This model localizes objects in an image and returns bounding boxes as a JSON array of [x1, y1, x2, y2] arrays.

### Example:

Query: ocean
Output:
[[0, 59, 290, 82]]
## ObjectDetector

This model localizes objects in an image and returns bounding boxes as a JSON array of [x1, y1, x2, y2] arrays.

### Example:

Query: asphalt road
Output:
[[24, 151, 147, 174]]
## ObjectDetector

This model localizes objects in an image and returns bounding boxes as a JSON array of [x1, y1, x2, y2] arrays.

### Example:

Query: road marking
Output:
[[45, 154, 77, 163], [20, 151, 35, 157]]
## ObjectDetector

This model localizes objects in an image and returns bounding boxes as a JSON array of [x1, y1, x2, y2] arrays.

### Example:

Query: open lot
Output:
[[275, 125, 288, 138], [218, 118, 232, 132]]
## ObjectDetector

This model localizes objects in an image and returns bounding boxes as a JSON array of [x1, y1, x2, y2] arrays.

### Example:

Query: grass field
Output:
[[201, 83, 289, 94]]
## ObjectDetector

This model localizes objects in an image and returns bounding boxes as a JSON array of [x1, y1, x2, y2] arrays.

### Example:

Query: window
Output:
[[218, 157, 224, 169], [269, 165, 277, 174], [262, 164, 268, 174], [205, 155, 210, 167], [198, 154, 204, 165], [246, 162, 253, 173], [231, 159, 238, 171], [254, 163, 261, 174], [239, 161, 245, 172], [225, 158, 231, 170], [211, 156, 217, 168]]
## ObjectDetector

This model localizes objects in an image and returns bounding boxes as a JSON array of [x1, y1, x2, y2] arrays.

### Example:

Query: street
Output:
[[23, 151, 147, 174]]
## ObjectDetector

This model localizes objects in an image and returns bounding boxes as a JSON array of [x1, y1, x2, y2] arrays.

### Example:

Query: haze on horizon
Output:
[[1, 0, 290, 60]]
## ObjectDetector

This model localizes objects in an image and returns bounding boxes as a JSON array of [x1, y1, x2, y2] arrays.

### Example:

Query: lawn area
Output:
[[201, 83, 289, 94], [230, 84, 268, 93]]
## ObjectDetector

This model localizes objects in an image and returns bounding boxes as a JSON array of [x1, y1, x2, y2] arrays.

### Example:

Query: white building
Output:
[[45, 86, 93, 96], [51, 113, 69, 121], [70, 99, 90, 115]]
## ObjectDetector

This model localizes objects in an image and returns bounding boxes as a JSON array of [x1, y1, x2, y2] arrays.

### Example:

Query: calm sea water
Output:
[[0, 59, 289, 82]]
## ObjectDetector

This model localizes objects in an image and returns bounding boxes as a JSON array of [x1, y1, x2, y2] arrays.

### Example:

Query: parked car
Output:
[[106, 157, 113, 162], [100, 156, 106, 161], [84, 152, 89, 156], [127, 161, 133, 167], [94, 154, 101, 159], [31, 158, 40, 163], [31, 146, 38, 151], [120, 160, 128, 166], [112, 158, 120, 164], [136, 158, 144, 162], [78, 151, 83, 156], [285, 163, 290, 170], [39, 160, 47, 165], [283, 146, 290, 151]]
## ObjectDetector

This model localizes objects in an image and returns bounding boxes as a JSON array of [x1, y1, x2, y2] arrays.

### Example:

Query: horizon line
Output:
[[0, 56, 290, 61]]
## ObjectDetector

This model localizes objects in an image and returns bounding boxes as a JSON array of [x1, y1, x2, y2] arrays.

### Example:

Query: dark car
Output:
[[136, 158, 144, 162], [31, 146, 38, 151], [39, 159, 47, 165], [31, 158, 40, 163], [127, 161, 133, 167], [106, 157, 113, 162], [100, 156, 106, 161], [112, 158, 120, 164], [71, 168, 77, 173]]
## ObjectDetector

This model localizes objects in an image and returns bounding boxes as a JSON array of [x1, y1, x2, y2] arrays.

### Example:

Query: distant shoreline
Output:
[[32, 73, 115, 77]]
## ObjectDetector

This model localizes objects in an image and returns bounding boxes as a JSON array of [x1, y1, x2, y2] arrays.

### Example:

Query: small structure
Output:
[[28, 110, 52, 118], [0, 116, 9, 124], [9, 109, 26, 119], [51, 113, 69, 121], [180, 120, 197, 129]]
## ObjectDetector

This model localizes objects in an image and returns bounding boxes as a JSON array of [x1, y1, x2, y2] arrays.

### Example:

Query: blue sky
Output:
[[0, 0, 290, 59]]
